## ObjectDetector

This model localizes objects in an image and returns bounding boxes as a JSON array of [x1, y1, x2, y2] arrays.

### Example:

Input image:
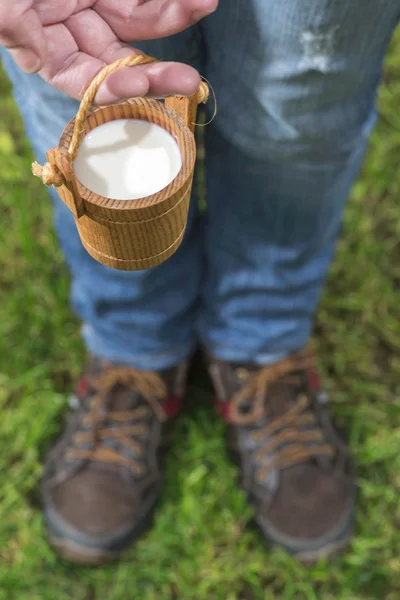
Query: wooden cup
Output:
[[33, 56, 208, 271]]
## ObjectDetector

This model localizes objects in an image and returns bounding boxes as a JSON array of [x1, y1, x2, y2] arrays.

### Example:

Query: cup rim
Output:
[[58, 98, 196, 211]]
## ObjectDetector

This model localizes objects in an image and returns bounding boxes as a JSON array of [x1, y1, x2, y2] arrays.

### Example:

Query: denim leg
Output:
[[1, 28, 204, 369], [198, 0, 400, 364]]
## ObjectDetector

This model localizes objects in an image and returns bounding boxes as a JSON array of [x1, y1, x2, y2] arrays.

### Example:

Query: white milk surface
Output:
[[74, 119, 182, 200]]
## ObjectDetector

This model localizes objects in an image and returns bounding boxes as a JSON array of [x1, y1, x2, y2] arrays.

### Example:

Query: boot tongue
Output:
[[267, 380, 296, 417], [265, 370, 308, 417], [106, 366, 177, 411], [105, 383, 141, 412], [85, 357, 155, 413], [85, 360, 142, 413], [228, 362, 308, 419], [224, 364, 296, 422], [86, 364, 177, 413]]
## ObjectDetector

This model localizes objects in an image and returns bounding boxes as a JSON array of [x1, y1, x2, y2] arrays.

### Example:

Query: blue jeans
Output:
[[2, 1, 399, 369]]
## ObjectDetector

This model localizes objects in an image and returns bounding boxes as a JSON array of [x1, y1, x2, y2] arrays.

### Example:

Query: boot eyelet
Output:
[[235, 368, 250, 381]]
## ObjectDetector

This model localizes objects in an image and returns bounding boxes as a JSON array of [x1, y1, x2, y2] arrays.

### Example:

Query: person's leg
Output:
[[1, 29, 206, 563], [1, 29, 204, 370], [200, 0, 400, 363], [200, 0, 400, 561]]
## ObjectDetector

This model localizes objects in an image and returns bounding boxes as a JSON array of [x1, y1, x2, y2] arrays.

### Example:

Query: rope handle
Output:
[[32, 53, 209, 187]]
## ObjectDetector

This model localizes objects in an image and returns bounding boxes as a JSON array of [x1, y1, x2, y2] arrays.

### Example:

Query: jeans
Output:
[[2, 1, 399, 369]]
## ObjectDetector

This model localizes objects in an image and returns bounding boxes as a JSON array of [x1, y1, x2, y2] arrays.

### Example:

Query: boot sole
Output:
[[47, 532, 126, 565], [293, 533, 352, 565], [44, 495, 157, 566]]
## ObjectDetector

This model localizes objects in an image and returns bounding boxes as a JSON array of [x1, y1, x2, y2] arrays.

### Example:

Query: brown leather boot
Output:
[[41, 357, 188, 565], [207, 347, 355, 563]]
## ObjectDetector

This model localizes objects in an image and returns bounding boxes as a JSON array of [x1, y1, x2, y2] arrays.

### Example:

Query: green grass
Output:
[[2, 38, 400, 600]]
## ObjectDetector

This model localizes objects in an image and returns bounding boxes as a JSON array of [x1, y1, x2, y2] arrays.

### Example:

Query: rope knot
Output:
[[32, 161, 64, 187], [197, 81, 210, 104]]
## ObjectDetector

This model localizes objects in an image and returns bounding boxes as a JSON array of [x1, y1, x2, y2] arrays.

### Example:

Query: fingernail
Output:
[[9, 48, 42, 74], [26, 56, 43, 74]]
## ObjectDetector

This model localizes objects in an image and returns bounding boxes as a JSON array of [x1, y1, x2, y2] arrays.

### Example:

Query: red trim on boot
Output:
[[162, 395, 183, 419], [307, 368, 320, 394], [76, 374, 90, 399], [215, 398, 231, 422]]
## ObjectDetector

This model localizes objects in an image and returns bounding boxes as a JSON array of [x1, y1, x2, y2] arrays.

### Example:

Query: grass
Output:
[[2, 37, 400, 600]]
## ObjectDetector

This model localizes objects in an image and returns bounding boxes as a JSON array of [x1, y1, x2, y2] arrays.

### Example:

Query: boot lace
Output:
[[229, 349, 334, 482], [66, 365, 167, 477]]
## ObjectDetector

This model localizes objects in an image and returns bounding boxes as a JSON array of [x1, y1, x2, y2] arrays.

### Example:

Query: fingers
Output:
[[95, 0, 219, 41], [65, 8, 134, 62], [40, 22, 148, 99], [98, 62, 200, 104], [40, 22, 200, 103], [34, 0, 94, 25], [0, 4, 47, 72], [65, 9, 200, 102]]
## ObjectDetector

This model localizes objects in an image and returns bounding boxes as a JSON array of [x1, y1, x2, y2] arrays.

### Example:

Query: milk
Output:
[[74, 119, 182, 200]]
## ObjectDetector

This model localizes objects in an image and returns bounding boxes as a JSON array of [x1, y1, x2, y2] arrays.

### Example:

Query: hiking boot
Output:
[[208, 348, 355, 563], [42, 357, 188, 565]]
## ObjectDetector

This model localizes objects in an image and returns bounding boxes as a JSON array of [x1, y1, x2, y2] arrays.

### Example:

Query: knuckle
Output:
[[0, 12, 17, 37], [0, 2, 30, 34], [0, 19, 8, 35]]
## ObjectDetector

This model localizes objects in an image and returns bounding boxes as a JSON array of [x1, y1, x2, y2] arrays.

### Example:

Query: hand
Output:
[[0, 0, 217, 103]]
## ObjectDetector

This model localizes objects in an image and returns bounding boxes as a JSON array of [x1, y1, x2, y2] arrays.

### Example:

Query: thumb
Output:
[[0, 6, 47, 73]]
